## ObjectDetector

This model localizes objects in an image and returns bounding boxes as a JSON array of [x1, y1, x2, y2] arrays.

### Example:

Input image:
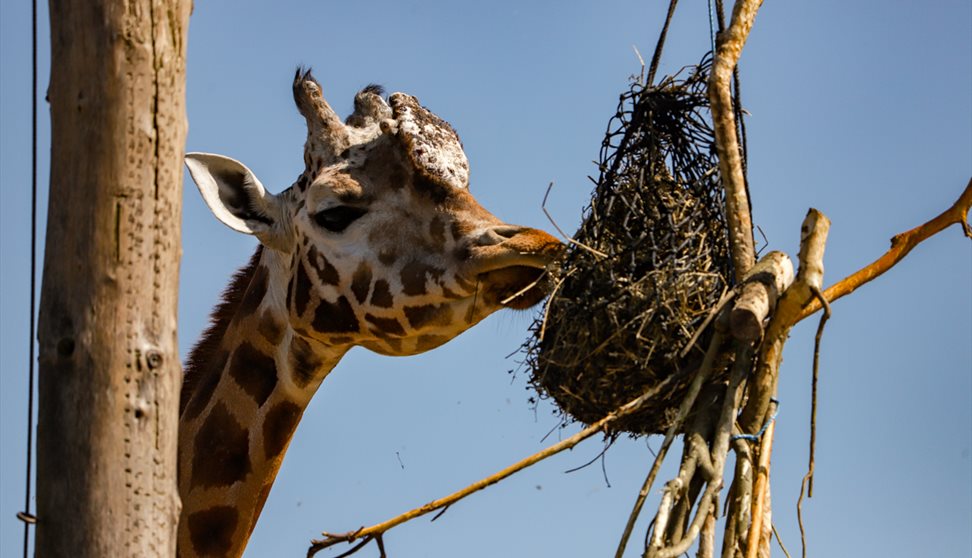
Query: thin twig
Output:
[[309, 372, 682, 557], [542, 182, 608, 259], [538, 271, 571, 342], [797, 178, 972, 322], [807, 286, 831, 497], [430, 504, 450, 522], [797, 470, 811, 558], [563, 437, 616, 475], [646, 0, 679, 86], [500, 269, 549, 305], [678, 287, 734, 359], [773, 522, 793, 558]]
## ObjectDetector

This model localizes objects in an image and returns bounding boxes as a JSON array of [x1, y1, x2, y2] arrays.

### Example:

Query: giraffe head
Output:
[[185, 70, 563, 359]]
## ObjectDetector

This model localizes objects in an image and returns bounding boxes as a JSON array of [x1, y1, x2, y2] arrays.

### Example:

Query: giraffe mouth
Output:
[[478, 265, 552, 310], [464, 227, 565, 309]]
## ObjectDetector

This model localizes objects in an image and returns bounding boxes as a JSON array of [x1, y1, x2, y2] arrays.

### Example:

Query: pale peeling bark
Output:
[[730, 251, 794, 341], [740, 210, 830, 433], [36, 0, 191, 555]]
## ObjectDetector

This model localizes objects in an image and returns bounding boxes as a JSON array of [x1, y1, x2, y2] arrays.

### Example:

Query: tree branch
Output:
[[709, 0, 764, 281], [308, 372, 683, 557], [744, 419, 775, 558], [740, 209, 830, 433], [730, 251, 793, 341], [615, 331, 727, 558], [796, 178, 972, 322]]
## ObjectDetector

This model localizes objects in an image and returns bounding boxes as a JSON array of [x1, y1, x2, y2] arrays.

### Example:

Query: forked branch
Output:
[[796, 178, 972, 322]]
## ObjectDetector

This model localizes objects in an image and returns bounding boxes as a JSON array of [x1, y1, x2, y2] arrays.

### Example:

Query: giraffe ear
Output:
[[185, 153, 287, 246]]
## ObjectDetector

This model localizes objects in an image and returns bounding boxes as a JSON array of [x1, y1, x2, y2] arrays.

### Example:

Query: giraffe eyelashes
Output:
[[313, 206, 368, 233]]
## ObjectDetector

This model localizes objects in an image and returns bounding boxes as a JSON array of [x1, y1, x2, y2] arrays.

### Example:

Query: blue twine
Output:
[[731, 398, 780, 442], [707, 0, 717, 53]]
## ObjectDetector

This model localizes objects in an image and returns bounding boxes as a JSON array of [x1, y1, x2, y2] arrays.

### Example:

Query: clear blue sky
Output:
[[2, 1, 970, 556]]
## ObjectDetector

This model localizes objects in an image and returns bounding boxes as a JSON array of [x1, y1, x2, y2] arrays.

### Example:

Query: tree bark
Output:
[[36, 0, 190, 556]]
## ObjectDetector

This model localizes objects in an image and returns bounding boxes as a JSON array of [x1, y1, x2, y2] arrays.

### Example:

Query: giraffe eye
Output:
[[313, 206, 367, 233]]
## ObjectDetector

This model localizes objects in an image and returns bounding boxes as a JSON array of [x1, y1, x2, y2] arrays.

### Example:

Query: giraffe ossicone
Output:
[[177, 69, 563, 557]]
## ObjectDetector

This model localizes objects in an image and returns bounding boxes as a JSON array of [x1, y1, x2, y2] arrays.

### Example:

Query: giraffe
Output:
[[177, 69, 563, 557]]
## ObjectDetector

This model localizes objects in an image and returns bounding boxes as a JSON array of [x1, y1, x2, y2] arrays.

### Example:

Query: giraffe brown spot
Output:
[[288, 336, 323, 388], [292, 261, 313, 317], [400, 261, 444, 296], [351, 262, 373, 304], [263, 401, 302, 460], [182, 350, 229, 421], [308, 245, 340, 285], [227, 341, 278, 408], [429, 215, 446, 249], [413, 173, 451, 204], [403, 303, 454, 330], [389, 167, 407, 189], [441, 285, 460, 299], [286, 268, 295, 311], [188, 505, 238, 557], [312, 296, 359, 334], [370, 279, 394, 308], [258, 310, 285, 345], [365, 314, 406, 337], [383, 337, 403, 354], [455, 274, 477, 293], [378, 250, 397, 266], [238, 265, 268, 318], [416, 334, 451, 352], [192, 402, 251, 488], [449, 220, 465, 242]]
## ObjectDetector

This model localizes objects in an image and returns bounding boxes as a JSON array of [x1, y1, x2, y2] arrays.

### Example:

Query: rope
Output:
[[21, 0, 39, 553], [732, 398, 780, 442]]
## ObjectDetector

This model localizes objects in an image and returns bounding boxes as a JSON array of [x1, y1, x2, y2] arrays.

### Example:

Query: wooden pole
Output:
[[36, 0, 190, 555]]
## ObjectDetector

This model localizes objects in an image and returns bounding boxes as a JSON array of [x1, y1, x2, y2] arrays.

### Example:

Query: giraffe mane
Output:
[[181, 245, 264, 415]]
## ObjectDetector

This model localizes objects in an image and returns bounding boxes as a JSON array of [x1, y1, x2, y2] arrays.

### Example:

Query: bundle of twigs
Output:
[[522, 56, 733, 436]]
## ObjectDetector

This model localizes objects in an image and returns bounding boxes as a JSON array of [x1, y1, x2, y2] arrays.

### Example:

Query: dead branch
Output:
[[806, 286, 831, 497], [723, 209, 830, 558], [649, 346, 751, 558], [730, 251, 794, 341], [615, 331, 727, 558], [744, 419, 775, 558], [740, 209, 830, 434], [797, 178, 972, 322], [710, 0, 764, 281], [308, 371, 685, 557]]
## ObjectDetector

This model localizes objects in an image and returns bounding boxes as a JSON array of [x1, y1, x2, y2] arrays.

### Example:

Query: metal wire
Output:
[[22, 0, 39, 553]]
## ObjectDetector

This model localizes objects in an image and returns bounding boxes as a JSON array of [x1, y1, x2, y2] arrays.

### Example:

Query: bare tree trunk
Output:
[[36, 0, 190, 555]]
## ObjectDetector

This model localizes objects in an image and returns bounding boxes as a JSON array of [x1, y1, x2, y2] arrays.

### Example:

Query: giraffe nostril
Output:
[[477, 225, 528, 246]]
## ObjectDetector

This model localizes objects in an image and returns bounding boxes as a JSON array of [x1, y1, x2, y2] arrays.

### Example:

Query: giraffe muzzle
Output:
[[465, 226, 564, 309]]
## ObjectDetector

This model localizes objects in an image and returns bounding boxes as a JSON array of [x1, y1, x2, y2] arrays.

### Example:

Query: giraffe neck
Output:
[[178, 247, 347, 558]]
